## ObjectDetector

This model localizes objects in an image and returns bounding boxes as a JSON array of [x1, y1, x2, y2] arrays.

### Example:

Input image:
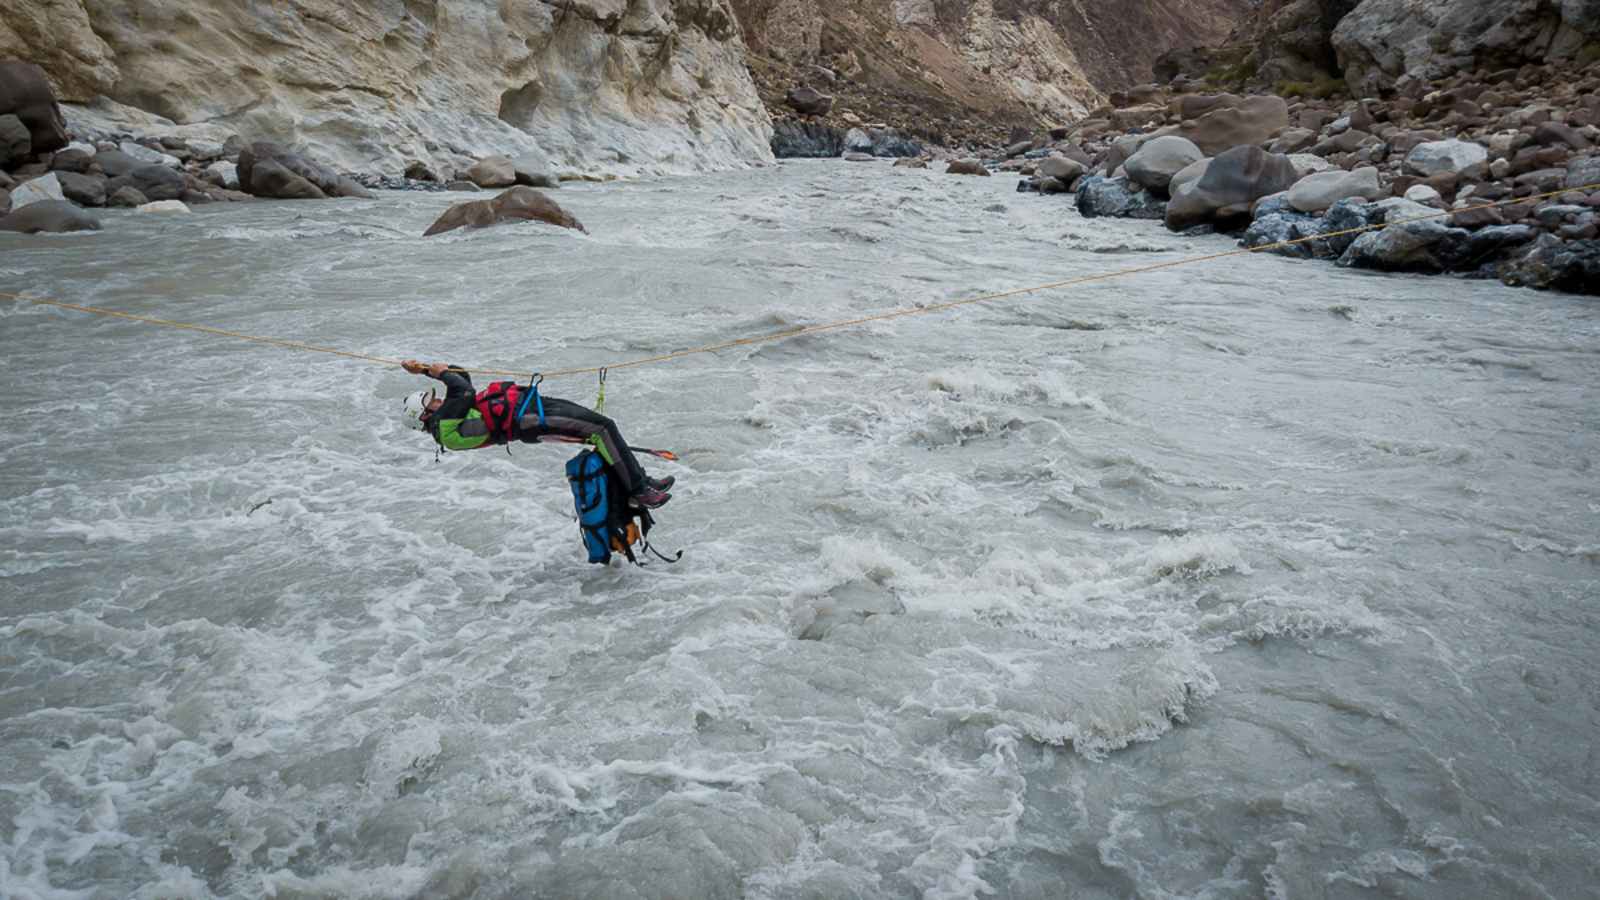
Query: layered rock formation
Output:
[[731, 0, 1249, 147], [0, 0, 774, 177]]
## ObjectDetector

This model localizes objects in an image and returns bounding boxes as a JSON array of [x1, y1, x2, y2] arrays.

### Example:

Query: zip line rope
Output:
[[4, 181, 1596, 381]]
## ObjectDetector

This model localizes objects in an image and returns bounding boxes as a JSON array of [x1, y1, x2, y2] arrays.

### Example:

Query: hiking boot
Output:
[[647, 475, 676, 492], [632, 487, 671, 510]]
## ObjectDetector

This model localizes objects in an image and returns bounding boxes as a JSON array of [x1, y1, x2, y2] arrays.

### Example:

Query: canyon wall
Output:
[[0, 0, 774, 177]]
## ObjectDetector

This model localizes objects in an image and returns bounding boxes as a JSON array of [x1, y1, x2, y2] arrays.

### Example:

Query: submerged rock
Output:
[[1075, 175, 1166, 220], [0, 199, 99, 233], [423, 186, 586, 238], [946, 160, 990, 176]]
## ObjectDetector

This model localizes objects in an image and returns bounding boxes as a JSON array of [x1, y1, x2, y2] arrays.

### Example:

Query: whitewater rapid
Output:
[[2, 161, 1597, 899]]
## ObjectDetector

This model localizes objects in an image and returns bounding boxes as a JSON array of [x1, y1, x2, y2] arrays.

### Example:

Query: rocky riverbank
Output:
[[983, 59, 1600, 295]]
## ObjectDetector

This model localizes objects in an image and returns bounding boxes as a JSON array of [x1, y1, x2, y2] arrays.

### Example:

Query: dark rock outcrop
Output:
[[1501, 236, 1600, 295], [0, 61, 69, 156], [423, 186, 586, 238], [771, 121, 845, 158], [1076, 176, 1168, 219]]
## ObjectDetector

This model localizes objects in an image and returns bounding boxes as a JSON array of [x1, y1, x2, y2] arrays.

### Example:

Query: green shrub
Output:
[[1276, 76, 1346, 100], [1577, 42, 1600, 67]]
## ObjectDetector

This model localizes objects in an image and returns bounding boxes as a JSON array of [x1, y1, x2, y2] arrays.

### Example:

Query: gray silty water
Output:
[[2, 160, 1598, 899]]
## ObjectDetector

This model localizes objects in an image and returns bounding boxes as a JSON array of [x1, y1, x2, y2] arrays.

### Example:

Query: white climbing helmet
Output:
[[401, 388, 437, 432]]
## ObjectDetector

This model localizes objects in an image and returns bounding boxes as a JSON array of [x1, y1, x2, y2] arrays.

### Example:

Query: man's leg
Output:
[[519, 397, 649, 494]]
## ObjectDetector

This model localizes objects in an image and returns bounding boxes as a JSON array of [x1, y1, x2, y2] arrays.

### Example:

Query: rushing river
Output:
[[2, 161, 1598, 899]]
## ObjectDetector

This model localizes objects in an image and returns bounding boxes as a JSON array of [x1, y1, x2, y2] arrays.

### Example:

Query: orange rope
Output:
[[5, 180, 1595, 380]]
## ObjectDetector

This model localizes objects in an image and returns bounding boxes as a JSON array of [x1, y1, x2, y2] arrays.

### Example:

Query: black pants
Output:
[[515, 397, 648, 493]]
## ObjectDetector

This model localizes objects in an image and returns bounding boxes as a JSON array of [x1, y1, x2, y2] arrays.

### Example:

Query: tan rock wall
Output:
[[0, 0, 773, 177]]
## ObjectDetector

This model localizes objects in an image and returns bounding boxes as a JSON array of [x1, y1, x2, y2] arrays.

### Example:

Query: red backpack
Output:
[[472, 381, 526, 444]]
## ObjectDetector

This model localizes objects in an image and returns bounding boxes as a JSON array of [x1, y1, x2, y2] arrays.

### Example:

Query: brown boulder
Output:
[[467, 156, 517, 188], [423, 186, 586, 238], [946, 160, 990, 176], [0, 61, 68, 155], [1180, 96, 1290, 156], [1533, 122, 1591, 152], [786, 86, 833, 117], [49, 148, 93, 173]]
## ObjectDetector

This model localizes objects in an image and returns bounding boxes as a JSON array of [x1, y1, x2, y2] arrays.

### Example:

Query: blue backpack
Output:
[[566, 449, 676, 566]]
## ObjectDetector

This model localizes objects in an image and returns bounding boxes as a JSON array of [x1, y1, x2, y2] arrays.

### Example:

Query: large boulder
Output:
[[770, 121, 845, 158], [55, 171, 107, 207], [1179, 95, 1290, 156], [115, 164, 186, 202], [1036, 156, 1086, 182], [0, 199, 99, 233], [0, 61, 69, 156], [0, 113, 29, 167], [49, 147, 94, 173], [1337, 198, 1471, 273], [9, 172, 65, 209], [1166, 146, 1301, 231], [1124, 136, 1205, 196], [1242, 210, 1332, 259], [1404, 140, 1488, 177], [1500, 236, 1600, 295], [423, 186, 586, 237], [786, 86, 833, 117], [1287, 166, 1385, 213], [1169, 158, 1211, 195], [468, 155, 517, 188], [1075, 176, 1168, 220], [236, 141, 372, 200], [946, 160, 990, 176], [107, 185, 148, 208]]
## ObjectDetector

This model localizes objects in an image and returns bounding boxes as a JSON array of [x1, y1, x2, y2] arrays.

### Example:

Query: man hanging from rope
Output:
[[399, 360, 673, 509]]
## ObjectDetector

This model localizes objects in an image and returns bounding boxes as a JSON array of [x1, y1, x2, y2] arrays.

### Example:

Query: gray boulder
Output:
[[1405, 140, 1488, 177], [55, 171, 106, 207], [9, 172, 64, 209], [1166, 146, 1300, 231], [1075, 176, 1167, 220], [1036, 156, 1086, 182], [1124, 136, 1204, 196], [0, 199, 99, 233], [1322, 199, 1382, 257], [1169, 158, 1211, 195], [236, 141, 372, 200], [844, 128, 874, 154], [119, 164, 186, 202], [118, 140, 181, 168], [93, 150, 144, 177], [511, 152, 559, 188], [206, 161, 239, 190], [1287, 167, 1385, 213]]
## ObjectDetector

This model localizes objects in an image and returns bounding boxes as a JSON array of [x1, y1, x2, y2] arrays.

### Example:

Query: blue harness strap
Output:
[[516, 374, 546, 427]]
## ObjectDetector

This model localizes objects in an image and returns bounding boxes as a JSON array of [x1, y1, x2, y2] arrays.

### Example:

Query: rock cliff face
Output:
[[1333, 0, 1600, 95], [0, 0, 773, 177], [731, 0, 1249, 142]]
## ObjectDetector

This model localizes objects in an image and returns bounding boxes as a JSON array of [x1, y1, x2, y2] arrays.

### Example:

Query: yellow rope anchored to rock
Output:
[[4, 181, 1596, 380]]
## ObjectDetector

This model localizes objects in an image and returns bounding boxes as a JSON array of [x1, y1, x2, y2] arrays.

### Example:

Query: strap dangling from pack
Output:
[[595, 367, 607, 415]]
